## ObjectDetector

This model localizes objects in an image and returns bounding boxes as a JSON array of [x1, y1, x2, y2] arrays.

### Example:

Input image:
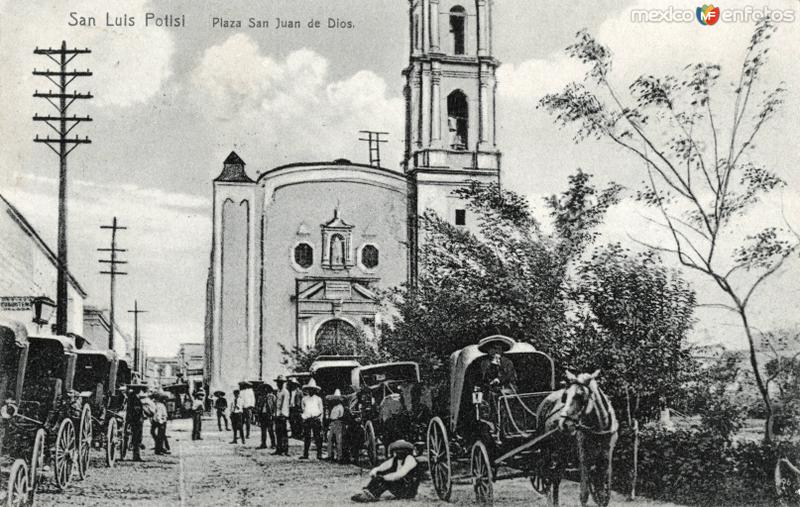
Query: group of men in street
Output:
[[213, 376, 328, 459], [124, 383, 174, 460]]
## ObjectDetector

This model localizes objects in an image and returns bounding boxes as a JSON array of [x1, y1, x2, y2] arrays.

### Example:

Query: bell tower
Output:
[[404, 0, 501, 281]]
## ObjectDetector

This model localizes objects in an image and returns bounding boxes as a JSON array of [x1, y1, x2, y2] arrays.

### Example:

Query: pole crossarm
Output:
[[33, 91, 94, 100], [32, 40, 93, 336], [33, 115, 93, 122], [34, 46, 91, 55], [33, 70, 92, 77]]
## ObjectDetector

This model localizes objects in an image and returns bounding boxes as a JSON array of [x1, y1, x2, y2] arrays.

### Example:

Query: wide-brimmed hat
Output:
[[214, 391, 225, 397], [388, 440, 414, 453], [326, 388, 345, 404], [477, 335, 515, 354], [127, 383, 149, 392], [274, 374, 287, 383], [302, 378, 321, 393]]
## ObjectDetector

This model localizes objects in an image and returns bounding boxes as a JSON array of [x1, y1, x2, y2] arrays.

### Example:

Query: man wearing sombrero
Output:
[[351, 439, 420, 502], [478, 335, 518, 444], [299, 378, 324, 460], [478, 335, 517, 394]]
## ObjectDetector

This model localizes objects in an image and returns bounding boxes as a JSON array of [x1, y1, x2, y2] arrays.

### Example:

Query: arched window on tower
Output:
[[447, 90, 468, 150], [449, 6, 466, 55]]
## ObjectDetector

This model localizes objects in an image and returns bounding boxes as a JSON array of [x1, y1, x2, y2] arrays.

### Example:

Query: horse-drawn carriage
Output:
[[352, 362, 426, 466], [162, 383, 192, 419], [0, 328, 95, 505], [24, 335, 93, 487], [0, 319, 38, 506], [427, 335, 618, 506], [73, 349, 128, 467], [309, 357, 428, 467]]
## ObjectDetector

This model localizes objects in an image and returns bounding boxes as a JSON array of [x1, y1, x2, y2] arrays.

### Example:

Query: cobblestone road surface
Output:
[[35, 417, 682, 506]]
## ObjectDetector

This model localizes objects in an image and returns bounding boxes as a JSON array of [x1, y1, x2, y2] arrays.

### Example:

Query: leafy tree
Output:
[[539, 18, 798, 442], [380, 173, 619, 408], [280, 327, 382, 373], [571, 244, 696, 498]]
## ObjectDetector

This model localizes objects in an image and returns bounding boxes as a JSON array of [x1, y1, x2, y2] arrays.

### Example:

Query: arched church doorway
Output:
[[314, 318, 361, 354]]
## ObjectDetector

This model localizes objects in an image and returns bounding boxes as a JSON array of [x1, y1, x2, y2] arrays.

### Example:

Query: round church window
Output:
[[361, 244, 379, 269], [294, 243, 313, 269]]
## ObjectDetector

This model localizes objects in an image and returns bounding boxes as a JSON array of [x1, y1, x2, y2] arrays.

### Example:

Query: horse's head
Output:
[[558, 369, 601, 433]]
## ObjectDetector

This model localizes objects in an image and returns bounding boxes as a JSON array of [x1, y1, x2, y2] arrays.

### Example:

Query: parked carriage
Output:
[[0, 319, 38, 506], [426, 336, 559, 503], [1, 327, 93, 504], [352, 362, 426, 467], [73, 349, 128, 467], [162, 383, 191, 419], [24, 335, 93, 488], [309, 356, 362, 397]]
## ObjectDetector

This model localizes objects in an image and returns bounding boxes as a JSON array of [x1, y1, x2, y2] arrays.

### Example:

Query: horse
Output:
[[535, 370, 618, 507]]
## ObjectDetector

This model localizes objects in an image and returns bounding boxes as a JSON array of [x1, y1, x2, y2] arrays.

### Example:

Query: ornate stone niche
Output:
[[321, 209, 355, 270]]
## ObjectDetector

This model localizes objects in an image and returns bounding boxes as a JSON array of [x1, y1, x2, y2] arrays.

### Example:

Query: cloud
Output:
[[0, 0, 175, 109], [0, 171, 210, 354], [191, 34, 404, 168]]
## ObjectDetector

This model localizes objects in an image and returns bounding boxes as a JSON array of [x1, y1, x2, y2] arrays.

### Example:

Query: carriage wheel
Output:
[[105, 418, 119, 468], [363, 421, 378, 467], [529, 474, 551, 495], [775, 457, 800, 506], [28, 429, 46, 505], [53, 418, 76, 490], [471, 441, 494, 505], [427, 417, 452, 501], [76, 404, 92, 480], [6, 459, 29, 507]]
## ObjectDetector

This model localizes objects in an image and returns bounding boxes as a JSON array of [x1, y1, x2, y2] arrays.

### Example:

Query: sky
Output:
[[0, 0, 798, 356]]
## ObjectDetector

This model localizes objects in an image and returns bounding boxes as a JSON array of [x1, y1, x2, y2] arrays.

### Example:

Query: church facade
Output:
[[206, 0, 502, 393]]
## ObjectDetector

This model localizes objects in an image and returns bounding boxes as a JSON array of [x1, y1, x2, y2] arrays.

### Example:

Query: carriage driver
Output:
[[477, 335, 517, 442], [478, 335, 517, 394]]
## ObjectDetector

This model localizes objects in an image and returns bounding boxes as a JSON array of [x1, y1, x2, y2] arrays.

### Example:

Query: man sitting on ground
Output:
[[351, 440, 420, 503]]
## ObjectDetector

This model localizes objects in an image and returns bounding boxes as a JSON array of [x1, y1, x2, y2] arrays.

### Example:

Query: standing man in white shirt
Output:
[[273, 375, 291, 456], [153, 393, 170, 455], [326, 389, 346, 463], [299, 378, 324, 460], [239, 381, 255, 439]]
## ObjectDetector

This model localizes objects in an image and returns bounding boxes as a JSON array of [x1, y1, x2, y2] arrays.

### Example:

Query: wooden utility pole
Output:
[[32, 41, 93, 335], [99, 217, 127, 350], [127, 300, 147, 377]]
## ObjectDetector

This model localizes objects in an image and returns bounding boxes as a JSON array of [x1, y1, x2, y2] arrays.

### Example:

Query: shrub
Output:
[[612, 425, 800, 505]]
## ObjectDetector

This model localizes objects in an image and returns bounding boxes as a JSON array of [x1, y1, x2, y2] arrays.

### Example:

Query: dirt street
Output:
[[35, 417, 682, 506]]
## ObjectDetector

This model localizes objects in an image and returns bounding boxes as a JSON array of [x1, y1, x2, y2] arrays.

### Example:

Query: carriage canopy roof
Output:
[[448, 336, 555, 431], [0, 318, 28, 349], [28, 334, 76, 353], [74, 349, 118, 392], [0, 318, 30, 404], [355, 362, 420, 389]]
